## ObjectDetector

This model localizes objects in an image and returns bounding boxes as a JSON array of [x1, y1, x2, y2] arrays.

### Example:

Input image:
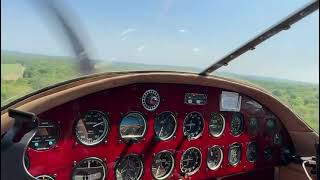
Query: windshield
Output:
[[1, 0, 319, 132]]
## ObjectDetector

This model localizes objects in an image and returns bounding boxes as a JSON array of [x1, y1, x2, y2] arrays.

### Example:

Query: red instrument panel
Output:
[[25, 83, 293, 180]]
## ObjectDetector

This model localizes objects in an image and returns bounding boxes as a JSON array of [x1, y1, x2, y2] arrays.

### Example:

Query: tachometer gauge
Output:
[[248, 117, 259, 136], [29, 120, 59, 150], [183, 112, 204, 140], [142, 89, 160, 111], [74, 110, 109, 146], [152, 151, 175, 180], [115, 154, 144, 180], [230, 113, 244, 136], [72, 157, 106, 180], [207, 146, 223, 170], [228, 143, 242, 166], [35, 175, 55, 180], [154, 112, 177, 141], [119, 112, 147, 143], [273, 132, 283, 145], [180, 147, 202, 176], [246, 141, 258, 163], [266, 118, 277, 134], [209, 113, 225, 137]]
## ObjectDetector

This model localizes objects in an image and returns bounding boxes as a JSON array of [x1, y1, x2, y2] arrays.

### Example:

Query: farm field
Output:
[[1, 51, 319, 132]]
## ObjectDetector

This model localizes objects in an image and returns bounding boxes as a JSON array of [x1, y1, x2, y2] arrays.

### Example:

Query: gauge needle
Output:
[[93, 122, 103, 127], [159, 127, 163, 136], [156, 166, 160, 176]]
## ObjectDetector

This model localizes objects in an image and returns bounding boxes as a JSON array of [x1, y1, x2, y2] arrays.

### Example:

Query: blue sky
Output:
[[1, 0, 319, 83]]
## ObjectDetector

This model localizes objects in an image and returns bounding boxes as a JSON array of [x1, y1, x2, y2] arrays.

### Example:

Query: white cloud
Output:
[[121, 28, 136, 36], [136, 45, 145, 52], [192, 48, 200, 52], [179, 29, 188, 33]]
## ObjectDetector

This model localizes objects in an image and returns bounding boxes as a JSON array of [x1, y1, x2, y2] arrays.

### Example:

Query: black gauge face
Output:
[[264, 147, 273, 160], [207, 146, 223, 170], [115, 154, 144, 180], [266, 118, 277, 133], [230, 113, 244, 136], [183, 112, 204, 140], [228, 143, 242, 166], [248, 117, 259, 136], [29, 120, 59, 150], [72, 157, 106, 180], [152, 151, 175, 180], [74, 111, 109, 146], [142, 89, 160, 111], [35, 175, 55, 180], [246, 142, 258, 162], [154, 112, 177, 141], [273, 132, 283, 145], [24, 154, 30, 170], [180, 147, 202, 176], [209, 113, 225, 137], [119, 112, 146, 142]]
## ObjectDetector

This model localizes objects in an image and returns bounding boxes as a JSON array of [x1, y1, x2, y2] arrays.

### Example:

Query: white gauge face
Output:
[[142, 89, 160, 111], [207, 146, 223, 170], [228, 143, 242, 166]]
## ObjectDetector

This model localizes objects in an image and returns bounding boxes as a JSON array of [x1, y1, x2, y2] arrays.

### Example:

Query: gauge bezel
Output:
[[35, 175, 55, 180], [209, 113, 225, 138], [142, 89, 161, 111], [73, 110, 110, 146], [180, 147, 202, 176], [246, 141, 258, 163], [230, 112, 244, 137], [228, 142, 242, 167], [29, 119, 61, 151], [154, 111, 177, 141], [248, 117, 259, 136], [71, 157, 107, 180], [183, 111, 205, 140], [151, 150, 175, 180], [115, 154, 144, 180], [265, 117, 278, 134], [206, 145, 223, 170], [119, 111, 147, 143]]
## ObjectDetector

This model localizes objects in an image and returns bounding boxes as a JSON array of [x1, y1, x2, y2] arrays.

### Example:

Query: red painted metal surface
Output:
[[26, 83, 292, 179]]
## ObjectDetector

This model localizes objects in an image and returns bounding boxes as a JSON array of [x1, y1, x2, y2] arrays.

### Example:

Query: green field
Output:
[[1, 51, 319, 132], [1, 63, 25, 80]]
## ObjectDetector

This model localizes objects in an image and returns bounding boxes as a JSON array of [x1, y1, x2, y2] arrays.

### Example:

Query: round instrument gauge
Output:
[[209, 113, 225, 137], [266, 118, 277, 134], [35, 175, 55, 180], [248, 117, 259, 136], [119, 112, 147, 143], [180, 147, 202, 176], [207, 146, 223, 170], [142, 89, 160, 111], [273, 132, 283, 145], [72, 157, 106, 180], [152, 151, 175, 180], [115, 154, 144, 180], [230, 113, 244, 136], [246, 141, 258, 162], [264, 147, 273, 160], [29, 120, 59, 150], [228, 143, 242, 166], [154, 112, 177, 141], [74, 110, 109, 146], [183, 112, 204, 140]]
